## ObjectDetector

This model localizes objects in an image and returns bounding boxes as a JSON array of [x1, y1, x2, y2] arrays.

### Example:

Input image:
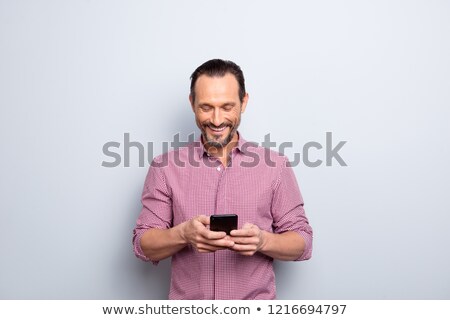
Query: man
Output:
[[133, 59, 313, 299]]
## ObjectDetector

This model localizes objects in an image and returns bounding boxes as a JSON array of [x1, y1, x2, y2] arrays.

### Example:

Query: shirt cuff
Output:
[[296, 230, 313, 261], [133, 229, 160, 265]]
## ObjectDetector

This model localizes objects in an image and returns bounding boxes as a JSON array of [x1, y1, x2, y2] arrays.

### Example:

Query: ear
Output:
[[240, 93, 249, 113], [189, 94, 195, 112]]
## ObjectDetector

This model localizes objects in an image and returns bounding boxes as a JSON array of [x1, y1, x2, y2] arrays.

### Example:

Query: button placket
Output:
[[213, 162, 227, 300]]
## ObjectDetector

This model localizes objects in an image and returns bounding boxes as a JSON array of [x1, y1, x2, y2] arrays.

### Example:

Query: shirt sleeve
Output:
[[271, 157, 313, 261], [132, 156, 173, 264]]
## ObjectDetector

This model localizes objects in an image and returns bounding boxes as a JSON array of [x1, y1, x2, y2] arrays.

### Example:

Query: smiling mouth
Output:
[[207, 125, 228, 133]]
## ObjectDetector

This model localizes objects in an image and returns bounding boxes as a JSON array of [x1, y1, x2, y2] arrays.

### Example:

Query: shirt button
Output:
[[217, 166, 221, 172]]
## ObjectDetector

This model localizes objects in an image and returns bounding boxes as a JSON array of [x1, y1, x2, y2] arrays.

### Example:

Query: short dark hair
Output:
[[190, 59, 246, 103]]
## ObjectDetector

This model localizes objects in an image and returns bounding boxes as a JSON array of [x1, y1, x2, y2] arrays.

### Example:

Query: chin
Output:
[[203, 132, 232, 148], [207, 137, 229, 147]]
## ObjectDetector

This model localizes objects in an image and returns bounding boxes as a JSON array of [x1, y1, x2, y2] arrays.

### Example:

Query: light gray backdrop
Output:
[[1, 0, 449, 299]]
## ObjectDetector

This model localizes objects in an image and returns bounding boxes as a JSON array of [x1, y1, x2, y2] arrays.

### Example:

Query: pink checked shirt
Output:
[[133, 133, 313, 299]]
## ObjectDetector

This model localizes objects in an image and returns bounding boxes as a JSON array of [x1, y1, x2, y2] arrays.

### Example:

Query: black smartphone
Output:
[[210, 214, 238, 235]]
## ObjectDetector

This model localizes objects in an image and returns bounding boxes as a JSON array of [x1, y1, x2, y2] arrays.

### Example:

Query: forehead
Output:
[[194, 73, 240, 102]]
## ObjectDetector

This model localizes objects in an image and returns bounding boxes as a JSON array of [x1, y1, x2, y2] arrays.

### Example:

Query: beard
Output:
[[200, 117, 241, 150]]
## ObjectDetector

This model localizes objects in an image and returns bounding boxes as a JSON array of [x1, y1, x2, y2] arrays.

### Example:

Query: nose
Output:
[[211, 108, 224, 126]]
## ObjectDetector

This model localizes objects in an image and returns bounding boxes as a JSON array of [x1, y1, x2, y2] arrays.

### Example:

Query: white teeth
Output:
[[209, 126, 226, 132]]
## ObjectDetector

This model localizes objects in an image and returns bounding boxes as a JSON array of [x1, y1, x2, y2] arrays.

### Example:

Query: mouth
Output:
[[206, 125, 229, 134]]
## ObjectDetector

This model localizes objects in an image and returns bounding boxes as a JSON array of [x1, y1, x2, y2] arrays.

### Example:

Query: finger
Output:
[[230, 236, 259, 245], [197, 242, 232, 252], [236, 251, 257, 256], [230, 228, 257, 237], [230, 243, 258, 252], [229, 223, 253, 236], [200, 229, 227, 240], [238, 250, 256, 256], [196, 243, 219, 252], [230, 244, 257, 254], [196, 215, 210, 226], [204, 237, 235, 248]]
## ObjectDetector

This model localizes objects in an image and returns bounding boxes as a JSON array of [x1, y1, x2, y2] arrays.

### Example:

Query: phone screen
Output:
[[210, 214, 238, 235]]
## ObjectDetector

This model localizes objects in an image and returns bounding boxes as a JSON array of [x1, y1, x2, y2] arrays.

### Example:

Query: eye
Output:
[[222, 105, 234, 111], [199, 105, 212, 112]]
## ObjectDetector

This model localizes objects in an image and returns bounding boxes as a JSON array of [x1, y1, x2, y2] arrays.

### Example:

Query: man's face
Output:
[[190, 73, 248, 150]]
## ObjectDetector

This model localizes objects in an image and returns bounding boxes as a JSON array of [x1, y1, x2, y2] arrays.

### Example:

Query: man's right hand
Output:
[[180, 215, 235, 253]]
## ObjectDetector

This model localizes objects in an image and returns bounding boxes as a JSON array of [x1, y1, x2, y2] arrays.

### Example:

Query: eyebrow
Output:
[[198, 102, 236, 108]]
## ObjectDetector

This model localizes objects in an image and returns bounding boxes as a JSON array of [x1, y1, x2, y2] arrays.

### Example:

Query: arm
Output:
[[139, 224, 187, 262], [133, 160, 235, 263], [260, 230, 305, 260], [139, 215, 235, 262], [230, 157, 313, 261], [230, 224, 305, 261]]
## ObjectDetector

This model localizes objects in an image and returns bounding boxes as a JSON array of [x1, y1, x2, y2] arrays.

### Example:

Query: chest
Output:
[[169, 165, 276, 227]]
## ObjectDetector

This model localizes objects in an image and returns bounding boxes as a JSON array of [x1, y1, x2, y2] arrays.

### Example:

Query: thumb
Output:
[[196, 215, 210, 226], [242, 223, 253, 229]]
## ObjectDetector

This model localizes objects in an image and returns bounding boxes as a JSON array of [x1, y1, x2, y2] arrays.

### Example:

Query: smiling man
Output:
[[191, 71, 245, 168], [133, 59, 313, 299]]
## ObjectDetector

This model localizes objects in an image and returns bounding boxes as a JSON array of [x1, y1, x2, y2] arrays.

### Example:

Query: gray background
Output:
[[1, 0, 449, 299]]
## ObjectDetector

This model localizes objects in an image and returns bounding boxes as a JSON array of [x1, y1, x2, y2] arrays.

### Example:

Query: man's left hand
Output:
[[229, 223, 267, 256]]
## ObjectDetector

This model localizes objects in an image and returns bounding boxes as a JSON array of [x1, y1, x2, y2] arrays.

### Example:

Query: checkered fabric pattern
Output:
[[133, 133, 313, 299]]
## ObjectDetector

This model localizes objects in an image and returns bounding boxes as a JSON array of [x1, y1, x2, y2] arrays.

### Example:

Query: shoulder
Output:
[[240, 141, 288, 168], [150, 140, 202, 169]]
